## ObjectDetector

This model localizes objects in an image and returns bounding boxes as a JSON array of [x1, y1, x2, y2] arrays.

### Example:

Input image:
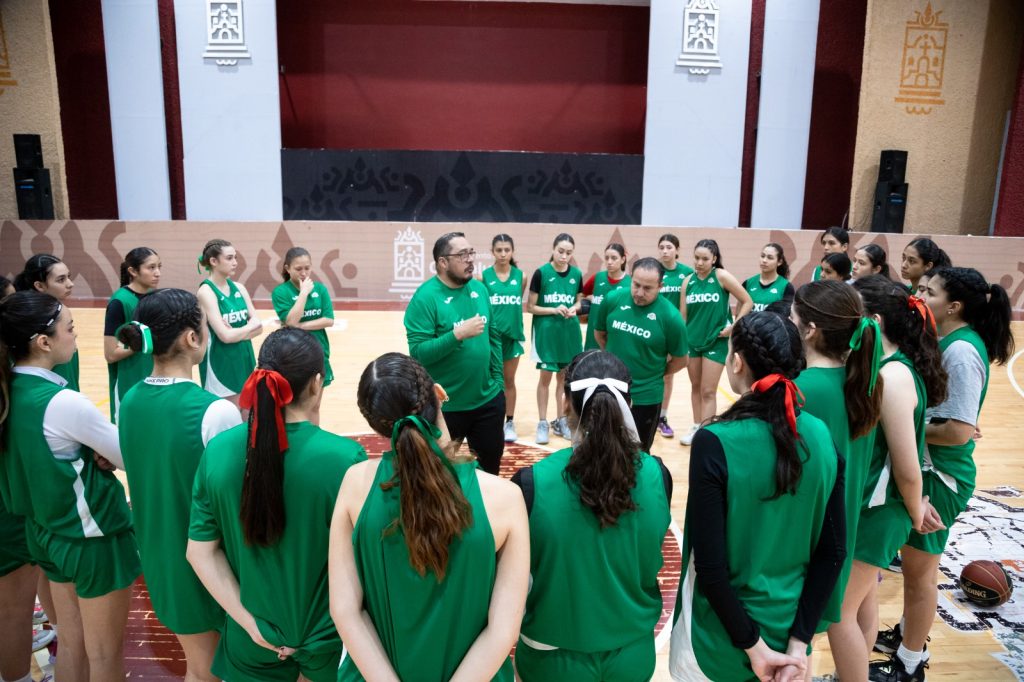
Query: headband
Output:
[[391, 414, 459, 481], [848, 317, 882, 396], [27, 303, 63, 340], [239, 369, 294, 452], [568, 377, 640, 444], [750, 373, 805, 436]]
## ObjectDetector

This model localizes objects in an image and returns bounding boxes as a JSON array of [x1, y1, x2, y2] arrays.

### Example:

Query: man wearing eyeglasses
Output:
[[404, 232, 506, 474]]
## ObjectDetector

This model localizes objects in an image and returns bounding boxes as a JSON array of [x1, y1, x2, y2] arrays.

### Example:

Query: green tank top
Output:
[[684, 271, 730, 352], [584, 271, 630, 351], [199, 279, 256, 395], [812, 265, 823, 282], [107, 287, 154, 421], [53, 349, 80, 391], [0, 372, 132, 539], [271, 280, 335, 386], [744, 275, 790, 312], [672, 413, 838, 681], [531, 262, 582, 366], [482, 266, 525, 342], [339, 454, 512, 681], [660, 262, 695, 309], [522, 448, 670, 652]]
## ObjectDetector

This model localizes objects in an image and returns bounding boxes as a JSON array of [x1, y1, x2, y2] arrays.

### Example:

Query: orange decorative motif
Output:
[[895, 3, 948, 115], [0, 10, 18, 95]]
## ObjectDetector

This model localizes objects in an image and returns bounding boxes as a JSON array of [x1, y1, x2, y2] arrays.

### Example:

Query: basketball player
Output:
[[582, 243, 629, 351], [812, 227, 850, 282], [482, 234, 527, 443], [656, 233, 694, 439], [15, 254, 79, 390], [852, 245, 891, 280], [899, 238, 951, 296], [743, 243, 794, 315], [272, 247, 335, 387]]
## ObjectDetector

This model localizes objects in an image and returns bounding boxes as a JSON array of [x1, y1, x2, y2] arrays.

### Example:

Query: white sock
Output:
[[897, 644, 922, 673], [899, 615, 905, 631], [660, 408, 667, 417]]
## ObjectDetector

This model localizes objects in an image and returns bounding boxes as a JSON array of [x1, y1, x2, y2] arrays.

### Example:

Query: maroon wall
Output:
[[158, 0, 185, 220], [738, 0, 766, 228], [48, 0, 117, 219], [276, 0, 648, 154], [995, 45, 1024, 237]]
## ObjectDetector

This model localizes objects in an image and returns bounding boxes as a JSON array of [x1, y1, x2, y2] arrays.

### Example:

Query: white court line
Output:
[[1009, 348, 1024, 400]]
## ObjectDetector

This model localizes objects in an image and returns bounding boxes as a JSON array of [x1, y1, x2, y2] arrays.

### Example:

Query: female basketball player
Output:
[[679, 239, 753, 445], [188, 328, 365, 680], [15, 254, 79, 391], [820, 252, 853, 283], [118, 289, 243, 681], [197, 239, 263, 405], [873, 268, 1014, 681], [852, 244, 891, 280], [0, 291, 140, 682], [528, 233, 583, 444], [840, 276, 947, 682], [792, 281, 885, 680], [812, 227, 850, 282], [900, 238, 951, 295], [582, 243, 629, 351], [271, 247, 334, 387], [743, 243, 794, 314], [482, 234, 527, 443], [105, 246, 160, 421], [669, 312, 844, 682], [512, 350, 671, 681], [657, 233, 695, 439], [329, 352, 529, 681]]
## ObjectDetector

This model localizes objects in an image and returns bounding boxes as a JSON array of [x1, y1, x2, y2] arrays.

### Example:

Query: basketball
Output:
[[960, 560, 1014, 607]]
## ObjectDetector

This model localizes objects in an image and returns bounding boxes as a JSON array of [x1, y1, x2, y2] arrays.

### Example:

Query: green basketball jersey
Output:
[[338, 454, 512, 681], [482, 266, 526, 343], [190, 422, 365, 668], [684, 271, 730, 353], [660, 263, 695, 309], [199, 278, 256, 396], [594, 287, 688, 406], [0, 372, 132, 539], [671, 413, 838, 681], [272, 280, 334, 386], [120, 378, 230, 634], [531, 262, 583, 366], [584, 271, 630, 351], [53, 349, 80, 392], [812, 265, 823, 282], [107, 287, 154, 421], [522, 447, 670, 652], [743, 275, 791, 312]]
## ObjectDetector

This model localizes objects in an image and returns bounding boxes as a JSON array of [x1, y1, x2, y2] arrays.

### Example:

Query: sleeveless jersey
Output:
[[660, 262, 695, 309], [812, 265, 823, 282], [531, 262, 583, 366], [522, 448, 670, 652], [107, 287, 154, 421], [584, 271, 630, 351], [120, 378, 226, 634], [743, 275, 790, 312], [684, 271, 730, 353], [53, 349, 80, 391], [482, 266, 525, 344], [199, 278, 256, 396], [271, 280, 334, 386], [338, 454, 512, 681], [0, 373, 132, 539]]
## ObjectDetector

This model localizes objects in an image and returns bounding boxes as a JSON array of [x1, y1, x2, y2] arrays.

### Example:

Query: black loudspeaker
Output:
[[871, 181, 908, 234], [878, 150, 907, 184], [14, 167, 55, 219], [13, 134, 43, 169]]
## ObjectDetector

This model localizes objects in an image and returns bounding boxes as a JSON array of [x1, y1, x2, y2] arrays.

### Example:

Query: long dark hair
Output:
[[116, 289, 203, 357], [357, 353, 473, 580], [121, 247, 158, 287], [858, 244, 890, 279], [14, 254, 63, 292], [853, 275, 947, 406], [281, 247, 310, 282], [563, 351, 642, 527], [764, 242, 790, 279], [931, 267, 1014, 365], [695, 239, 723, 269], [714, 312, 805, 499], [241, 328, 324, 547], [906, 238, 951, 270], [491, 233, 517, 268], [823, 252, 852, 280], [793, 281, 883, 438], [549, 232, 575, 263], [821, 226, 850, 248], [0, 292, 63, 438]]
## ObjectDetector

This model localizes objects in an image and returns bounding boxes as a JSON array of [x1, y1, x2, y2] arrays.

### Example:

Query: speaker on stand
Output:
[[871, 149, 908, 234], [12, 134, 54, 219]]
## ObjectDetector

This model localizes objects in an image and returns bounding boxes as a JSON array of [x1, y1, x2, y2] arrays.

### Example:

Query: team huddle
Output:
[[0, 227, 1014, 682]]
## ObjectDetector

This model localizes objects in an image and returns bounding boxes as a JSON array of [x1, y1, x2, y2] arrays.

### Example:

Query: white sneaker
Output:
[[33, 627, 56, 651], [679, 424, 699, 446], [536, 420, 549, 445], [503, 420, 517, 443]]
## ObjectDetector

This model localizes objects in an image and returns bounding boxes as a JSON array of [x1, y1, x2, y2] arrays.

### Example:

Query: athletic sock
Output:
[[660, 408, 668, 417], [506, 415, 513, 422], [897, 644, 923, 674]]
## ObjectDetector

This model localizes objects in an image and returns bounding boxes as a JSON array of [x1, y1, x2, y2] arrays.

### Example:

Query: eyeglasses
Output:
[[443, 249, 476, 262]]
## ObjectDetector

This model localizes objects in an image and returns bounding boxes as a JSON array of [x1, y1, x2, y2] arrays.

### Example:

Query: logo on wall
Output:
[[676, 0, 723, 75], [203, 1, 252, 66], [0, 10, 18, 94], [895, 3, 948, 115], [389, 227, 426, 300]]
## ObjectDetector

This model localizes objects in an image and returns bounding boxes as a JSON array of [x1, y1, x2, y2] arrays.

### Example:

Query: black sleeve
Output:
[[103, 298, 126, 336], [510, 467, 534, 516], [742, 278, 751, 292], [687, 429, 760, 649], [654, 455, 674, 503], [781, 282, 795, 308], [789, 447, 847, 644], [529, 269, 543, 295]]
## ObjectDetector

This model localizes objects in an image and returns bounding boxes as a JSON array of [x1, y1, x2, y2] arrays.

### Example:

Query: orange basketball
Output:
[[960, 560, 1014, 607]]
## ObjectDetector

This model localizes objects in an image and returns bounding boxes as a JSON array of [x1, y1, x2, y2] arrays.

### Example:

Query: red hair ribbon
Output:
[[239, 369, 294, 452], [750, 373, 805, 437], [907, 296, 937, 334]]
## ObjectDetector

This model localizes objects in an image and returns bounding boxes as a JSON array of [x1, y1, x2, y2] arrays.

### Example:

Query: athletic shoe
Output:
[[551, 416, 569, 439], [875, 624, 930, 659], [889, 552, 903, 573], [657, 417, 674, 438], [868, 655, 927, 681], [33, 628, 56, 652], [503, 420, 518, 443], [33, 601, 48, 624], [536, 420, 549, 445], [679, 425, 699, 446]]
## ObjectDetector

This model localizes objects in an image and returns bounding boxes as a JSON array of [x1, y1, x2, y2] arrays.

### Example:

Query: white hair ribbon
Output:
[[568, 377, 640, 444]]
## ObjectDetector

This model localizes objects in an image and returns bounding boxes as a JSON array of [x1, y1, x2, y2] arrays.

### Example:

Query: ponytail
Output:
[[115, 288, 203, 357], [0, 292, 64, 440], [120, 247, 157, 287], [931, 267, 1015, 365]]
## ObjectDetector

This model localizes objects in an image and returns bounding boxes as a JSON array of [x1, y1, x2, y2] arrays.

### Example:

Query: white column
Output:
[[750, 0, 821, 229], [642, 0, 752, 227], [173, 0, 282, 220], [101, 0, 171, 220]]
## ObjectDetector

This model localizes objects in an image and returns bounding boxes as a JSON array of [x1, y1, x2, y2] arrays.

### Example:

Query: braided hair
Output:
[[116, 288, 203, 357], [14, 254, 63, 292], [714, 312, 806, 499], [357, 352, 472, 580], [930, 267, 1014, 365], [695, 239, 724, 269], [199, 239, 233, 271]]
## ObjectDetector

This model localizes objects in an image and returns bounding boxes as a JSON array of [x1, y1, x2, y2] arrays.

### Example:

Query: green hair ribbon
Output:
[[848, 317, 882, 396], [196, 254, 207, 274], [390, 414, 459, 482], [131, 321, 154, 355]]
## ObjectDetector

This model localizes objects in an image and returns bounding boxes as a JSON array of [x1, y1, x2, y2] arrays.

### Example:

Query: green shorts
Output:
[[691, 337, 728, 365], [213, 617, 341, 682], [853, 499, 912, 570], [26, 522, 141, 599], [514, 634, 655, 682], [501, 336, 524, 362], [536, 361, 570, 373], [0, 508, 31, 577], [906, 472, 973, 555]]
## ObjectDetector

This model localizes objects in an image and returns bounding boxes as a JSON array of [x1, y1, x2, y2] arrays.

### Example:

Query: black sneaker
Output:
[[889, 552, 903, 573], [869, 655, 927, 682], [874, 623, 902, 655]]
